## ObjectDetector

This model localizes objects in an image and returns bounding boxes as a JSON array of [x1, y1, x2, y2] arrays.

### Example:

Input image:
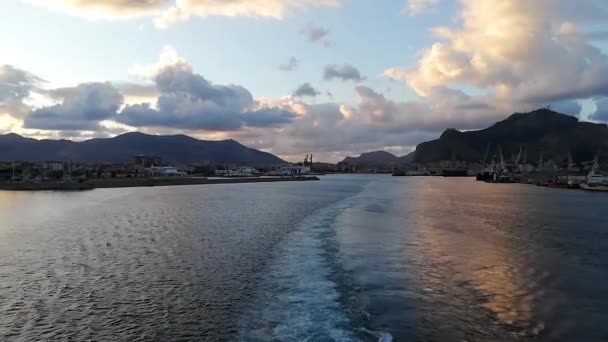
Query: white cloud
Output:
[[387, 0, 608, 106], [24, 0, 341, 27], [24, 0, 166, 20], [129, 45, 186, 80], [405, 0, 440, 15]]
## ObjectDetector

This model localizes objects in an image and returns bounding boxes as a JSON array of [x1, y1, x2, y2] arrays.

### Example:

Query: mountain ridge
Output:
[[0, 132, 286, 165], [414, 108, 608, 163], [338, 150, 415, 166]]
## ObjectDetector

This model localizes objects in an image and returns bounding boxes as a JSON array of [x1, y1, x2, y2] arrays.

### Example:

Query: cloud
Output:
[[386, 0, 608, 105], [231, 83, 508, 161], [24, 82, 123, 131], [129, 45, 186, 79], [24, 0, 166, 19], [590, 98, 608, 122], [117, 48, 296, 130], [157, 0, 340, 28], [279, 56, 300, 71], [301, 23, 333, 47], [406, 0, 440, 15], [113, 82, 158, 98], [353, 85, 506, 132], [293, 83, 320, 97], [323, 64, 364, 82], [25, 0, 341, 27], [0, 64, 42, 118]]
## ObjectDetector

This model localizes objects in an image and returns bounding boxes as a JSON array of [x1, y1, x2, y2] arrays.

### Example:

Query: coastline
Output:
[[0, 176, 320, 191]]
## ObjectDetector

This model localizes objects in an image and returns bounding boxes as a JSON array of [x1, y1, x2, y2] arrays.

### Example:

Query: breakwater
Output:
[[0, 176, 319, 191]]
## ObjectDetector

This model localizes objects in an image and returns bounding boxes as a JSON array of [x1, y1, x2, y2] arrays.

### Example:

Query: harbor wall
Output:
[[0, 176, 319, 191]]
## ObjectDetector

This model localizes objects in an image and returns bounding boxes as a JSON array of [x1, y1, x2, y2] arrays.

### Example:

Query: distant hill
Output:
[[399, 151, 416, 163], [338, 150, 417, 167], [0, 132, 286, 165], [339, 151, 400, 165], [414, 109, 608, 164]]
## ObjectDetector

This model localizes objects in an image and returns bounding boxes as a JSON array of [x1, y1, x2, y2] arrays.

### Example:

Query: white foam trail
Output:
[[378, 332, 394, 342], [362, 328, 393, 342], [239, 199, 360, 341]]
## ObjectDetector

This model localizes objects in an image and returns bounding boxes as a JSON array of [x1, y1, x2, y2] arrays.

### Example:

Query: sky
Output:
[[1, 0, 608, 162]]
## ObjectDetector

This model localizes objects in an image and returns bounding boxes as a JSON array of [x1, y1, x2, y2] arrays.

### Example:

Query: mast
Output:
[[482, 143, 490, 167], [499, 146, 505, 172], [310, 154, 313, 172]]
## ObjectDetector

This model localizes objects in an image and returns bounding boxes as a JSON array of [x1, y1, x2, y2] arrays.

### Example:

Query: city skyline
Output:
[[2, 0, 608, 162]]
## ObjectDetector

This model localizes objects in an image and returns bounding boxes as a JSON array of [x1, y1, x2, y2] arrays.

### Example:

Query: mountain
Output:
[[339, 151, 400, 166], [338, 150, 417, 167], [0, 132, 286, 165], [414, 109, 608, 163], [399, 151, 416, 163]]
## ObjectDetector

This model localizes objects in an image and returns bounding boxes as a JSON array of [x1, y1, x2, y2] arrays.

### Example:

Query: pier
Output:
[[0, 176, 320, 191]]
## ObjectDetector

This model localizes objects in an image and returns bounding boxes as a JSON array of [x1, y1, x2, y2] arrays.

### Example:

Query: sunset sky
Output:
[[2, 0, 608, 161]]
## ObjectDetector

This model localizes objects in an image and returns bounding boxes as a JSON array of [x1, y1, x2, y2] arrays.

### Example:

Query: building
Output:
[[132, 155, 162, 168], [268, 165, 311, 176], [215, 167, 260, 177], [42, 161, 64, 172], [145, 166, 185, 177]]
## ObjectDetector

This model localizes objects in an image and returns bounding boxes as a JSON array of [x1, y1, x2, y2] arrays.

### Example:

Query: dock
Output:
[[0, 176, 320, 191]]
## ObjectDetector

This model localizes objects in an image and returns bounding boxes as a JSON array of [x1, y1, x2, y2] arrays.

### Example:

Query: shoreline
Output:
[[0, 176, 320, 191]]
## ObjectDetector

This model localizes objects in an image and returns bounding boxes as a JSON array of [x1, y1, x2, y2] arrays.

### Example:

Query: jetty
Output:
[[0, 176, 319, 191]]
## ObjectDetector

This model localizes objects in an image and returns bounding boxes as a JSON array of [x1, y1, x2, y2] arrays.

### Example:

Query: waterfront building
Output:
[[145, 166, 185, 177], [132, 155, 162, 168]]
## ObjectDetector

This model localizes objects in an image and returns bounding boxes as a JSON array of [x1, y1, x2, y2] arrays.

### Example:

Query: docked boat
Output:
[[580, 183, 608, 191], [442, 169, 468, 177], [580, 160, 608, 192], [476, 167, 495, 181]]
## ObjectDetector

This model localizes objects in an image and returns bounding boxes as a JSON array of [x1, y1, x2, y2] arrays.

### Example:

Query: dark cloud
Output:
[[279, 56, 300, 71], [455, 102, 495, 110], [119, 100, 295, 131], [240, 108, 295, 127], [116, 62, 296, 131], [323, 64, 364, 82], [583, 30, 608, 41], [113, 82, 158, 97], [24, 82, 123, 131], [293, 83, 320, 97], [0, 64, 42, 118], [301, 24, 333, 47]]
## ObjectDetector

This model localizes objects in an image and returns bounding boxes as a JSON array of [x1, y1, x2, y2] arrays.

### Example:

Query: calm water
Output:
[[1, 175, 607, 341]]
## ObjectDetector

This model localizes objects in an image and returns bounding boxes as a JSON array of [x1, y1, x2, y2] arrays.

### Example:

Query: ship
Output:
[[476, 166, 495, 181], [579, 158, 608, 192], [484, 147, 514, 183]]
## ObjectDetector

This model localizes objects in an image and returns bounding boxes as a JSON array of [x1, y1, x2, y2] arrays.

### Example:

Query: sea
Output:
[[1, 175, 607, 341]]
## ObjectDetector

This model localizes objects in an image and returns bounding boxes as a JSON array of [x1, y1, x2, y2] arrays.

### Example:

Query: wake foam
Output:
[[238, 200, 360, 341]]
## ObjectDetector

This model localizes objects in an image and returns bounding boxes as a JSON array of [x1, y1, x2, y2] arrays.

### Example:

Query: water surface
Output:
[[1, 176, 607, 341]]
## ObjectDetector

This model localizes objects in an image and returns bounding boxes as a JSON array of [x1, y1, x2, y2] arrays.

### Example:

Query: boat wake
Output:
[[238, 198, 363, 341], [361, 328, 394, 342]]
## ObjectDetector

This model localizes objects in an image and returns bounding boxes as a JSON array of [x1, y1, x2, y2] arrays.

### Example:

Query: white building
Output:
[[145, 166, 185, 177], [268, 165, 311, 176]]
